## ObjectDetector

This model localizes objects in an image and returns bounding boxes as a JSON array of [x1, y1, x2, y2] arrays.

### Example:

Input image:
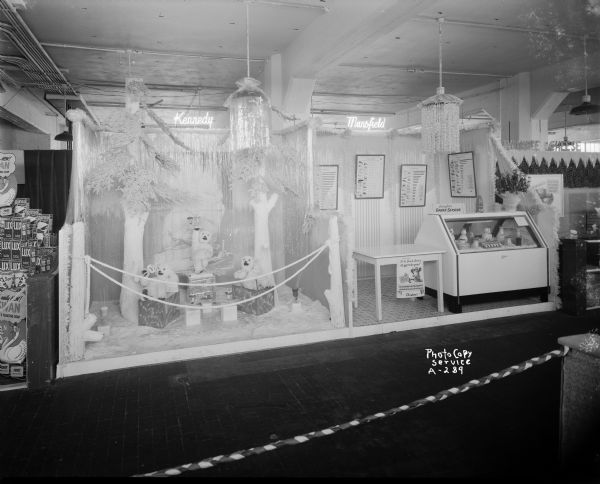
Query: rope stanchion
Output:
[[133, 347, 568, 477], [84, 243, 328, 287], [89, 244, 327, 311]]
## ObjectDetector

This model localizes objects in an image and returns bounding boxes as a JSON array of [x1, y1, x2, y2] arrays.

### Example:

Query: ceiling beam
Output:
[[283, 0, 439, 80]]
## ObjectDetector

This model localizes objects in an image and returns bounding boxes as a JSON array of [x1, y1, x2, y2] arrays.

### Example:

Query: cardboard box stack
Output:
[[0, 198, 57, 283], [0, 198, 58, 383]]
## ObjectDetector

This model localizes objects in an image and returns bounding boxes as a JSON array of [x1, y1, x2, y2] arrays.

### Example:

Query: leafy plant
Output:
[[495, 170, 530, 194]]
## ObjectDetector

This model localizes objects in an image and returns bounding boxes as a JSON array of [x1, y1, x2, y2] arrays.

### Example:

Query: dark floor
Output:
[[1, 309, 599, 479]]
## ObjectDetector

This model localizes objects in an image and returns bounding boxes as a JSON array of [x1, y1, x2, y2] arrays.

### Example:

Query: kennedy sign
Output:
[[173, 112, 214, 128], [347, 116, 386, 131]]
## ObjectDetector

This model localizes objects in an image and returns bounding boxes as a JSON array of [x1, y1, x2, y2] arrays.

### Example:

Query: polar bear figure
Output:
[[188, 217, 213, 273], [156, 264, 179, 295], [234, 255, 270, 291]]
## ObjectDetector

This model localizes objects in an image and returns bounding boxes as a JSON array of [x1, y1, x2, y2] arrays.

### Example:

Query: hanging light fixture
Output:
[[419, 18, 463, 153], [570, 35, 600, 116], [225, 1, 271, 151], [549, 110, 576, 151], [54, 87, 73, 142]]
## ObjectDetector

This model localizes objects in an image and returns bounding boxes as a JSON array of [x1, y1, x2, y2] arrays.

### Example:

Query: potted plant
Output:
[[495, 169, 530, 211]]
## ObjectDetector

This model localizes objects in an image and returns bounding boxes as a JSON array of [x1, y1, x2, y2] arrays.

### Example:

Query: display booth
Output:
[[46, 77, 573, 380], [56, 79, 347, 378]]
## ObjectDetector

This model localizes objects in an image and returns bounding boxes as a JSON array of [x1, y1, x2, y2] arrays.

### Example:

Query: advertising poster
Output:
[[527, 174, 564, 216], [0, 286, 27, 383], [396, 257, 425, 298]]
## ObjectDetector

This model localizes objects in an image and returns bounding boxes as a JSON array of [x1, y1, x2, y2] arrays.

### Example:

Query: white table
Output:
[[353, 244, 445, 321]]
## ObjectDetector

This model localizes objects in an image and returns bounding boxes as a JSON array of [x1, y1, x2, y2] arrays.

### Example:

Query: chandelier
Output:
[[570, 35, 600, 116], [548, 110, 577, 151], [419, 18, 462, 153]]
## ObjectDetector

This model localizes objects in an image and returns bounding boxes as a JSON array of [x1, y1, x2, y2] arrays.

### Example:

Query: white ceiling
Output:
[[1, 0, 599, 130]]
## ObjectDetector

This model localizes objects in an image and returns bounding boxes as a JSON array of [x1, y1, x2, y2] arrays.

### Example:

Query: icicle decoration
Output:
[[420, 87, 462, 153], [225, 77, 271, 151], [419, 18, 463, 154]]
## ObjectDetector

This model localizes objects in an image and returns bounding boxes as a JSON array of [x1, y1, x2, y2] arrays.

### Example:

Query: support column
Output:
[[283, 77, 316, 123], [501, 72, 532, 143], [263, 53, 284, 131]]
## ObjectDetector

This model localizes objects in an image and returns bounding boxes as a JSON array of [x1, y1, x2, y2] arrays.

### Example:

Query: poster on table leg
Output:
[[0, 286, 27, 383], [396, 257, 425, 298], [527, 174, 564, 217]]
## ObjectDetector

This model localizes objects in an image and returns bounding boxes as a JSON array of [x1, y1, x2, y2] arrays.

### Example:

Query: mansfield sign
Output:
[[346, 116, 386, 131]]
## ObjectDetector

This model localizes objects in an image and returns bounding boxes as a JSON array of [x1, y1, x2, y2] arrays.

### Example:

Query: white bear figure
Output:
[[234, 255, 270, 291], [134, 265, 166, 300], [188, 217, 213, 273], [156, 264, 179, 295]]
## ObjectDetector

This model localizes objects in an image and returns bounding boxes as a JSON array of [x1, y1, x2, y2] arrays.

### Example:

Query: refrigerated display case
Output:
[[415, 211, 549, 312]]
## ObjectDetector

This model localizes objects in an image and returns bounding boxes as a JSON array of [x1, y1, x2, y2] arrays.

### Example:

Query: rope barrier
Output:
[[83, 243, 328, 287], [89, 244, 327, 311], [133, 347, 568, 477]]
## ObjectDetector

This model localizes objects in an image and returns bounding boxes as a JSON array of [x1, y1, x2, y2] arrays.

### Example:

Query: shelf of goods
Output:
[[415, 211, 549, 313], [559, 238, 600, 315]]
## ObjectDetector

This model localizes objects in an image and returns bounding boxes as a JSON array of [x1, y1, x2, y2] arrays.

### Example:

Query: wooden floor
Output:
[[1, 308, 599, 478]]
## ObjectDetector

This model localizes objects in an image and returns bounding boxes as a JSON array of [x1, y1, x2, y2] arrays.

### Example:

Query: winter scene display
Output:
[[58, 77, 345, 370]]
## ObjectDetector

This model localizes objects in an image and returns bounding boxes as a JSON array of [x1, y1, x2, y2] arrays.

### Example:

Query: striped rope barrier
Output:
[[89, 243, 327, 311], [134, 347, 569, 477], [83, 243, 329, 287]]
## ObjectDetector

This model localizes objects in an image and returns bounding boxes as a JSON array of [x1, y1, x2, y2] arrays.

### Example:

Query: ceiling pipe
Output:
[[85, 101, 229, 111], [338, 62, 510, 78], [0, 0, 100, 124], [244, 0, 329, 13], [414, 15, 600, 41], [41, 42, 265, 63]]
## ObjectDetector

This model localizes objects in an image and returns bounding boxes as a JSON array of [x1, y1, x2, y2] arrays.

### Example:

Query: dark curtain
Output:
[[17, 150, 72, 231]]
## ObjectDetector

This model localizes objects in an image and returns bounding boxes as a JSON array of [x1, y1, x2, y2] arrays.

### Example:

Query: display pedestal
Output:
[[559, 238, 600, 315], [557, 334, 600, 478]]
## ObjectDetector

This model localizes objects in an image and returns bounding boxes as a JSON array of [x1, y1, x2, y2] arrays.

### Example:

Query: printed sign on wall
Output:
[[355, 154, 385, 199], [396, 257, 425, 298], [318, 165, 339, 210], [448, 151, 477, 197], [399, 164, 427, 207]]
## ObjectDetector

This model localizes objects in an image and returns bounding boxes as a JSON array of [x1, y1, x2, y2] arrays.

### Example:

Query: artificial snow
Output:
[[84, 284, 333, 361]]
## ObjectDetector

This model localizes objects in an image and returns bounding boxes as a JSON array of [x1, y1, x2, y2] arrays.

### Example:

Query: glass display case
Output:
[[415, 212, 549, 312]]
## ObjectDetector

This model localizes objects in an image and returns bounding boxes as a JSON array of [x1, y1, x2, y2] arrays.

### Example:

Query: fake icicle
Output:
[[67, 222, 103, 361], [324, 216, 345, 328]]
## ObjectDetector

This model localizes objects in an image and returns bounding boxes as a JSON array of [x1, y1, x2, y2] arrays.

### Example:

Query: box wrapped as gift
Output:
[[139, 292, 181, 329], [232, 284, 274, 316]]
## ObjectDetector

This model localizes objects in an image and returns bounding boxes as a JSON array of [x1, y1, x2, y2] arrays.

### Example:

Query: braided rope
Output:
[[84, 243, 328, 287], [134, 347, 568, 477], [89, 244, 327, 311]]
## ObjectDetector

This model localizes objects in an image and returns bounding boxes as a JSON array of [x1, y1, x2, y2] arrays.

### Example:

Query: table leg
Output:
[[436, 256, 444, 312], [353, 258, 358, 309], [374, 262, 382, 321]]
